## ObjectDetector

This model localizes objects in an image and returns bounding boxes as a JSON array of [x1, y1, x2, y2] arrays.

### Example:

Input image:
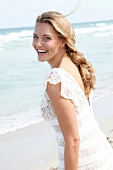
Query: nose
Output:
[[32, 38, 43, 49]]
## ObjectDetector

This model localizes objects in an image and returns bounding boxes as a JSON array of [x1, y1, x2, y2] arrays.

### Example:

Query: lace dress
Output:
[[40, 68, 113, 170]]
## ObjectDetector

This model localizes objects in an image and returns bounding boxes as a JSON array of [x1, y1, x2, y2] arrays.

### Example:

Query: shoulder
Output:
[[46, 69, 63, 108], [45, 68, 72, 99], [45, 68, 64, 87]]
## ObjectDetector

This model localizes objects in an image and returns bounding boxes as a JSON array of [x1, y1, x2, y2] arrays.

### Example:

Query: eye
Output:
[[33, 35, 38, 39], [44, 37, 51, 40]]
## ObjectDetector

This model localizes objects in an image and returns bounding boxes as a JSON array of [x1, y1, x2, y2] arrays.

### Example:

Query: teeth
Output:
[[38, 50, 47, 53]]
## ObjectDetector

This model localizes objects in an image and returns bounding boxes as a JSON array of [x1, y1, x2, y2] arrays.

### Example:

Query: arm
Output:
[[47, 82, 80, 170]]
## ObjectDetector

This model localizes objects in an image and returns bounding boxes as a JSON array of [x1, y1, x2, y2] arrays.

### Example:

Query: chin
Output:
[[37, 57, 46, 62]]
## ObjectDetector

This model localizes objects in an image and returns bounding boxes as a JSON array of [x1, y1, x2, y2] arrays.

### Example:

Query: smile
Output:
[[37, 49, 48, 54]]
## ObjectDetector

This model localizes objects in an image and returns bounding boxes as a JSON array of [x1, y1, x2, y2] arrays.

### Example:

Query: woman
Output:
[[32, 11, 113, 170]]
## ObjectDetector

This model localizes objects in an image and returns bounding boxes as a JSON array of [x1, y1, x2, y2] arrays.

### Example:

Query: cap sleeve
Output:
[[44, 68, 86, 108], [45, 69, 61, 86]]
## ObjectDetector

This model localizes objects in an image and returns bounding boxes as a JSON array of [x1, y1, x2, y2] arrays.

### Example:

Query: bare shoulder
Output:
[[59, 57, 80, 81], [59, 60, 85, 95]]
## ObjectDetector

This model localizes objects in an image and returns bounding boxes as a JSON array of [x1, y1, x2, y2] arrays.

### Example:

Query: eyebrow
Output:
[[43, 34, 52, 37], [33, 33, 52, 37]]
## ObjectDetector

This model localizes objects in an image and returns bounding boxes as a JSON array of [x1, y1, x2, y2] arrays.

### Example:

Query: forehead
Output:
[[34, 22, 57, 35]]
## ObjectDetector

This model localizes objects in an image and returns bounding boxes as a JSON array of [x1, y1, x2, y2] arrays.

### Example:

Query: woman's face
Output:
[[32, 22, 64, 63]]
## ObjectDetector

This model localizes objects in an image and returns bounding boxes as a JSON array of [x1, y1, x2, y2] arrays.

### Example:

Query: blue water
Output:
[[0, 20, 113, 134]]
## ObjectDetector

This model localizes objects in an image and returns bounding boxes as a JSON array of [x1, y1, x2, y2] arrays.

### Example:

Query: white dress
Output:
[[40, 68, 113, 170]]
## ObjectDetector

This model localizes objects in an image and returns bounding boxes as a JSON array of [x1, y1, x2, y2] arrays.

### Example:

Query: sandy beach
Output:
[[0, 121, 59, 170], [0, 94, 113, 170]]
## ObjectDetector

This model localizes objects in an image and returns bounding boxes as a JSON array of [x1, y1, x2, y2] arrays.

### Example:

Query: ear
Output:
[[60, 39, 65, 48]]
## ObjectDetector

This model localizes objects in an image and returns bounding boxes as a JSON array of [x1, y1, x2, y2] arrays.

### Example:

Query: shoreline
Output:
[[93, 91, 113, 102], [0, 93, 113, 170], [1, 92, 113, 136]]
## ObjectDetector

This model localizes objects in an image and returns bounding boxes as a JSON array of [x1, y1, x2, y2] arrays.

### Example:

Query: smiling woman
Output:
[[32, 22, 65, 66], [32, 11, 113, 170]]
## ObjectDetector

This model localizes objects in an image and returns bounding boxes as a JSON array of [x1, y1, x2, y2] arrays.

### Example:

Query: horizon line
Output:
[[0, 18, 113, 30]]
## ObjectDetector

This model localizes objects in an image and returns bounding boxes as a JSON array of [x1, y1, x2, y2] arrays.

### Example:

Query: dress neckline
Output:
[[52, 67, 90, 102]]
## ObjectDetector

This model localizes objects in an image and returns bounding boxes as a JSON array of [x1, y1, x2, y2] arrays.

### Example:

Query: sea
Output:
[[0, 20, 113, 134]]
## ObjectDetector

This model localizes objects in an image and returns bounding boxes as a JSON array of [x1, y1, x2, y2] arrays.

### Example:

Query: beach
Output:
[[0, 20, 113, 169], [0, 94, 113, 170], [0, 121, 59, 170]]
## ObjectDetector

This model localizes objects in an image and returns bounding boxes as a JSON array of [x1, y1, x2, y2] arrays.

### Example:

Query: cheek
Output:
[[49, 41, 61, 50], [32, 40, 36, 49]]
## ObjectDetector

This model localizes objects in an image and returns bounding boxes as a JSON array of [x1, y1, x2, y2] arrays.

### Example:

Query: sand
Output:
[[0, 121, 59, 170], [0, 93, 113, 170], [93, 93, 113, 148]]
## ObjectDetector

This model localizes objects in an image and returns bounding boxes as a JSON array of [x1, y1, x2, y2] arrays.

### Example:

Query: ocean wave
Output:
[[74, 24, 113, 35], [92, 32, 113, 37], [75, 27, 96, 34], [90, 22, 106, 27], [0, 30, 33, 44], [93, 91, 113, 102], [1, 23, 113, 44], [95, 23, 107, 27], [0, 108, 43, 135]]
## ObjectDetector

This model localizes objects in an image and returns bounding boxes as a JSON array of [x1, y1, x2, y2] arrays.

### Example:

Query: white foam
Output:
[[95, 23, 106, 27], [93, 91, 113, 102], [74, 24, 113, 35], [93, 33, 113, 37], [0, 108, 43, 135], [0, 30, 33, 44], [75, 27, 96, 34], [1, 24, 113, 44], [96, 24, 113, 31]]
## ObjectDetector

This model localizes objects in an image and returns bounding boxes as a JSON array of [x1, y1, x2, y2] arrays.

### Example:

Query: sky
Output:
[[0, 0, 113, 28]]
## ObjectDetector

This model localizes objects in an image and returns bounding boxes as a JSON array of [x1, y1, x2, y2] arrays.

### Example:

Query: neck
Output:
[[48, 51, 67, 68]]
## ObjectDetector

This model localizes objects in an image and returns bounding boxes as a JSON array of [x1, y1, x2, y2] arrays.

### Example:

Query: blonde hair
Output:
[[36, 11, 96, 96]]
